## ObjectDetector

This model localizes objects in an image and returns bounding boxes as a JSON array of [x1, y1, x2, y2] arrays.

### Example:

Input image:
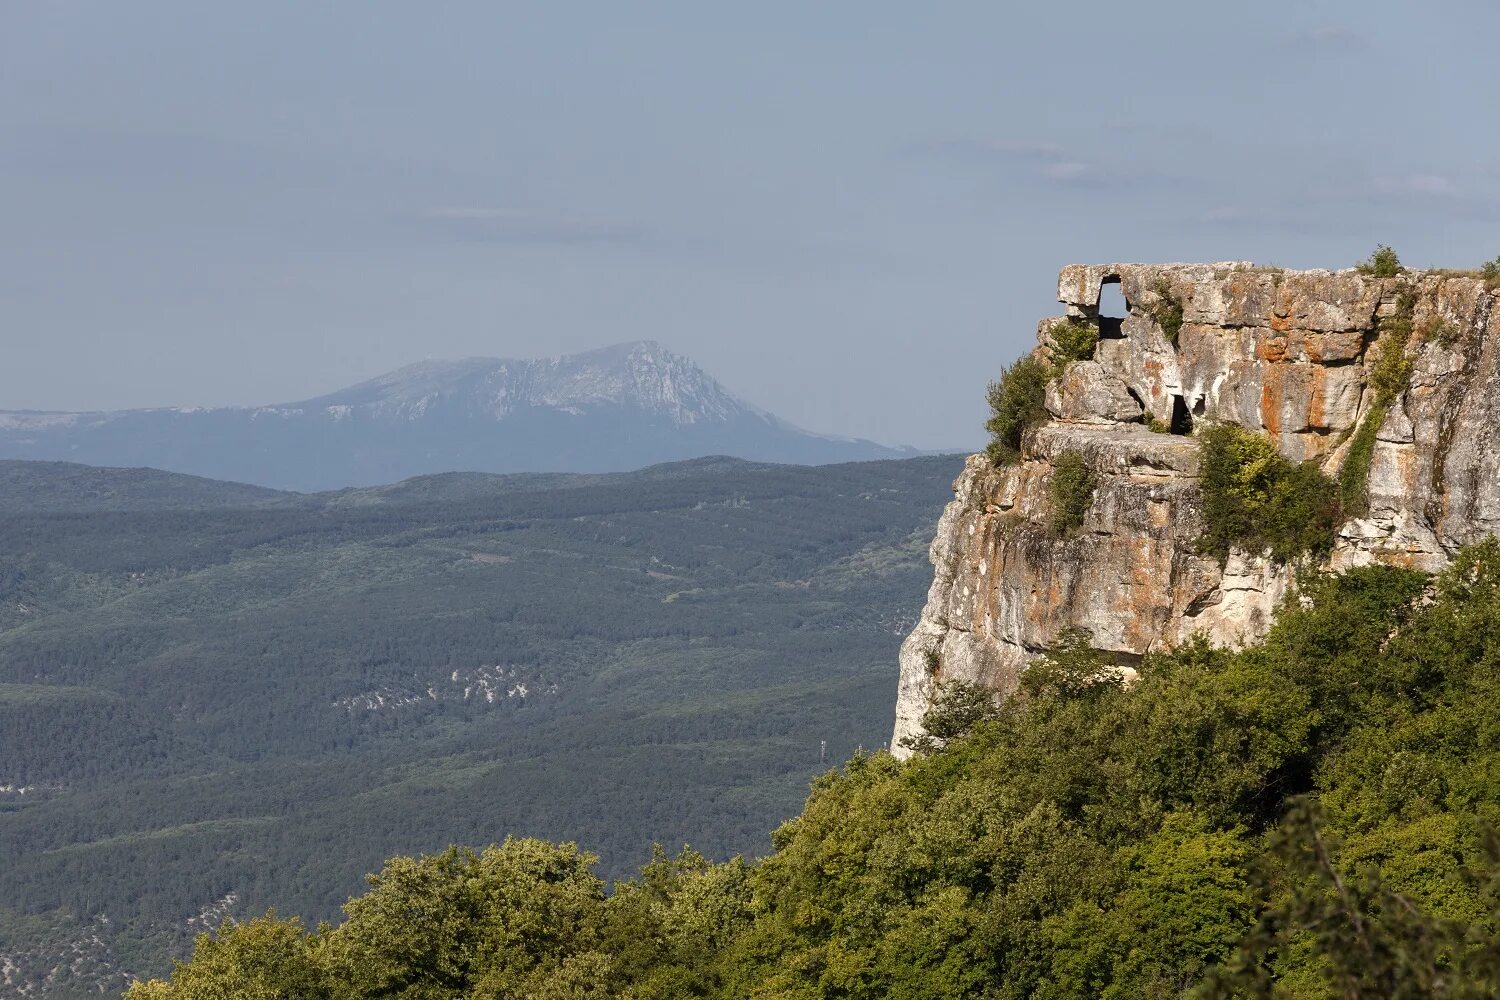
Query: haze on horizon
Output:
[[4, 0, 1498, 452]]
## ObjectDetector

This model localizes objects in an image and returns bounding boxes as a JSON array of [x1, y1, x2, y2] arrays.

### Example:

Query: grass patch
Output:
[[1148, 278, 1184, 344], [1199, 424, 1340, 562], [1048, 450, 1096, 537], [1482, 256, 1500, 291], [984, 356, 1052, 465], [1046, 318, 1099, 364]]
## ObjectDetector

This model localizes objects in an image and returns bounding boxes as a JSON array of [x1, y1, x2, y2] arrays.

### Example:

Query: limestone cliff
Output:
[[893, 262, 1500, 754]]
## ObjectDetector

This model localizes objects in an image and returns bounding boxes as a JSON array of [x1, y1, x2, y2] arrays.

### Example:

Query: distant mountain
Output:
[[0, 342, 913, 490]]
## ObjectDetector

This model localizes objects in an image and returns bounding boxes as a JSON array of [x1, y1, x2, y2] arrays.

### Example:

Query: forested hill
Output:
[[0, 454, 816, 512], [0, 460, 290, 512], [0, 453, 963, 997]]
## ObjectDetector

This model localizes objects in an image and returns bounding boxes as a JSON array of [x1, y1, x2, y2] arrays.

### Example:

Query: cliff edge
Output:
[[894, 261, 1500, 754]]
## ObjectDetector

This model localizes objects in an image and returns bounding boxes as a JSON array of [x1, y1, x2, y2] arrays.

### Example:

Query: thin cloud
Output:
[[413, 208, 647, 246], [909, 136, 1195, 195], [1370, 173, 1460, 198], [911, 137, 1100, 186], [1288, 25, 1367, 50]]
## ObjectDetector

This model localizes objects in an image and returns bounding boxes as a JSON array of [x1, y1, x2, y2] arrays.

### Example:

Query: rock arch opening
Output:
[[1097, 277, 1127, 339]]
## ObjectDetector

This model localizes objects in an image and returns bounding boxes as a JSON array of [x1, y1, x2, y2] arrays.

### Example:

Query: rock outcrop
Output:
[[894, 262, 1500, 754]]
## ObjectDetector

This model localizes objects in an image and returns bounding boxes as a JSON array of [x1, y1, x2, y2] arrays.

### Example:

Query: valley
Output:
[[0, 454, 962, 995]]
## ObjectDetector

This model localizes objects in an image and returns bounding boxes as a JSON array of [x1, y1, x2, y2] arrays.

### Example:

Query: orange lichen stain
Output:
[[1260, 365, 1284, 435], [1255, 332, 1288, 362], [1123, 539, 1165, 649], [1306, 367, 1327, 429], [1371, 549, 1421, 570], [1295, 332, 1326, 364], [1269, 312, 1292, 333]]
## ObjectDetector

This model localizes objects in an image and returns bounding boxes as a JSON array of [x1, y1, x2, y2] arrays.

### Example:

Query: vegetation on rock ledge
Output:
[[1356, 244, 1404, 278], [1049, 449, 1096, 537], [1199, 423, 1340, 562], [1046, 318, 1100, 365], [984, 356, 1052, 465], [1148, 278, 1185, 344]]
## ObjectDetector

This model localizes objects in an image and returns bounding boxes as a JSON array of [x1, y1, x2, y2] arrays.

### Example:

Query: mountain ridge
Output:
[[0, 341, 916, 490]]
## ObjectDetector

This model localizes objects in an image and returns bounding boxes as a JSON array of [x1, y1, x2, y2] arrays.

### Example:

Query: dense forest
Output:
[[132, 543, 1500, 998], [0, 455, 963, 996]]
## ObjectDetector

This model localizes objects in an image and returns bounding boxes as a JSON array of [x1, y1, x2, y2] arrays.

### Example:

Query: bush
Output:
[[1198, 424, 1340, 562], [1370, 288, 1416, 403], [1018, 627, 1117, 701], [900, 678, 1001, 754], [1046, 318, 1099, 364], [984, 356, 1052, 465], [1356, 244, 1403, 278], [1482, 256, 1500, 291], [1049, 449, 1096, 536], [1339, 407, 1383, 517], [1148, 278, 1185, 344]]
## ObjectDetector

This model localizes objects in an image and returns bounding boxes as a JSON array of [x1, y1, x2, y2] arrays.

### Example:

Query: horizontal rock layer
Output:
[[894, 262, 1500, 754]]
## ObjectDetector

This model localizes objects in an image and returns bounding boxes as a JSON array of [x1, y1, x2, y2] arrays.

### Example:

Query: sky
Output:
[[4, 1, 1500, 451]]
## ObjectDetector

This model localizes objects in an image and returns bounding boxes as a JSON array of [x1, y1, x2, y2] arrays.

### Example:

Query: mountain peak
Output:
[[308, 340, 749, 427], [0, 342, 910, 490]]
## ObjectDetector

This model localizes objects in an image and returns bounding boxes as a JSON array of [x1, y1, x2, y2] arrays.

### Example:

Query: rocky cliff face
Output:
[[894, 262, 1500, 753]]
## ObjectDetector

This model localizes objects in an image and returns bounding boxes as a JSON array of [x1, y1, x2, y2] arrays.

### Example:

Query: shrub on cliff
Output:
[[1482, 256, 1500, 291], [1148, 278, 1185, 344], [1198, 423, 1340, 562], [1356, 244, 1404, 278], [1046, 318, 1099, 364], [899, 677, 1001, 755], [1049, 449, 1096, 536], [984, 355, 1051, 465]]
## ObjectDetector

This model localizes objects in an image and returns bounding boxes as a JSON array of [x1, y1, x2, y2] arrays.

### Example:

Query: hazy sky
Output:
[[5, 1, 1499, 450]]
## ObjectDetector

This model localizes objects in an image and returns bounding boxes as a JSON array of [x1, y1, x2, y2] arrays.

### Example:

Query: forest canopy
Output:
[[134, 542, 1500, 998]]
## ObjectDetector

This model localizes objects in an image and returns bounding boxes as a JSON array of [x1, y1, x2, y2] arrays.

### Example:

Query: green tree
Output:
[[985, 356, 1052, 465], [326, 839, 608, 999], [124, 913, 330, 1000], [1356, 244, 1404, 278]]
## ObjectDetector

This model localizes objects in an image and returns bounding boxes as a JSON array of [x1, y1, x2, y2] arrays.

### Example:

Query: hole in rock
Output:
[[1192, 397, 1206, 418], [1170, 395, 1193, 435], [1097, 278, 1127, 339]]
